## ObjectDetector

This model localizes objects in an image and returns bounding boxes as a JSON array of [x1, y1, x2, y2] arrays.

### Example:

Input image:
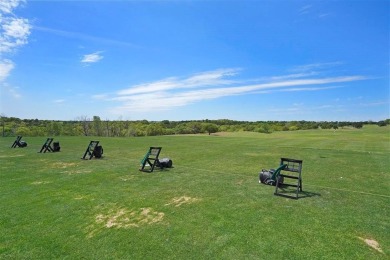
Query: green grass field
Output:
[[1, 125, 389, 259]]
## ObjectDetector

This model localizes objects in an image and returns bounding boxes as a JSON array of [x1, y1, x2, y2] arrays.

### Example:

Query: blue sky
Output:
[[0, 0, 389, 121]]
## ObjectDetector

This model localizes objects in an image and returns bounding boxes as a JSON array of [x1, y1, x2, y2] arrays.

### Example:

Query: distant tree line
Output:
[[0, 115, 389, 137]]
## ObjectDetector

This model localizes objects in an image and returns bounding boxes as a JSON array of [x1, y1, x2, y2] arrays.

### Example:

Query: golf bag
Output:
[[19, 141, 27, 148], [157, 158, 173, 168], [53, 142, 61, 152], [93, 145, 103, 158], [259, 169, 284, 186]]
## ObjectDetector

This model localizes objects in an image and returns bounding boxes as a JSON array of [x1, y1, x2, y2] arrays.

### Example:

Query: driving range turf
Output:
[[1, 125, 389, 259]]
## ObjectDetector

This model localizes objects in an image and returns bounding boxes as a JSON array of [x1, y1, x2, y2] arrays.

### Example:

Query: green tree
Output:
[[16, 126, 31, 136], [47, 121, 63, 136], [0, 113, 5, 137], [77, 116, 90, 136], [202, 123, 219, 135], [146, 123, 164, 136], [92, 116, 102, 136]]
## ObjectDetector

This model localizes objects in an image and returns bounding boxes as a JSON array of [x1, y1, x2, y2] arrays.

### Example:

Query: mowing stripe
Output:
[[173, 165, 390, 199]]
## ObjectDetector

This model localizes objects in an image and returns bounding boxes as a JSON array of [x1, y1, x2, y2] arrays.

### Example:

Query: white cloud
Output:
[[0, 4, 31, 54], [81, 51, 104, 64], [3, 18, 30, 39], [105, 69, 367, 114], [117, 68, 240, 95], [0, 0, 30, 83], [0, 0, 24, 14], [0, 59, 14, 81]]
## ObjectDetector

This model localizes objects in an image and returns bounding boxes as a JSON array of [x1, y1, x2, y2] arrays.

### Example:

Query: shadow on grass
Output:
[[275, 187, 321, 200]]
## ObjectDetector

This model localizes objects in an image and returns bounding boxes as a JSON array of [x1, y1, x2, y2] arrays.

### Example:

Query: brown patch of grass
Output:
[[63, 170, 92, 175], [52, 162, 78, 169], [50, 162, 93, 175], [87, 206, 165, 238], [236, 179, 244, 185], [119, 175, 135, 181], [358, 237, 384, 253], [96, 207, 164, 229], [165, 196, 201, 207]]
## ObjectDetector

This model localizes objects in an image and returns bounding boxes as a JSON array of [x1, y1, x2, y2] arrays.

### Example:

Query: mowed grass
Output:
[[1, 125, 389, 259]]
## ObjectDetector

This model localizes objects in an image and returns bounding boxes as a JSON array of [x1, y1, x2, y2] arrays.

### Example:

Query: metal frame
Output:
[[274, 158, 303, 199], [38, 138, 54, 153], [139, 147, 162, 172], [11, 136, 25, 148], [81, 141, 101, 160]]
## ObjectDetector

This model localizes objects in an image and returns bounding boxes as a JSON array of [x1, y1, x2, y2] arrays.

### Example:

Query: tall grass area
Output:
[[1, 125, 389, 259]]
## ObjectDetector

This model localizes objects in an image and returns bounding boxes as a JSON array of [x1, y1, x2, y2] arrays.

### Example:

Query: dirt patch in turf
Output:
[[165, 196, 201, 207], [87, 206, 165, 238], [49, 162, 93, 174], [96, 207, 165, 229], [52, 162, 78, 168], [119, 176, 135, 181], [358, 237, 384, 253], [63, 170, 92, 175], [236, 179, 244, 185]]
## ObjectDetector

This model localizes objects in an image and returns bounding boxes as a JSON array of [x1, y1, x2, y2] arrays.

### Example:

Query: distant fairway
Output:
[[1, 125, 389, 259]]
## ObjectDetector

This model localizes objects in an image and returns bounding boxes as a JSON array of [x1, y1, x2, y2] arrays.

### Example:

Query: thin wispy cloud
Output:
[[33, 26, 140, 48], [298, 4, 331, 20], [0, 59, 14, 81], [358, 101, 389, 107], [98, 68, 367, 114], [290, 62, 344, 73], [273, 85, 343, 93], [1, 83, 21, 99], [81, 51, 103, 64], [299, 5, 312, 15], [319, 13, 331, 18], [117, 68, 241, 95], [270, 72, 319, 81], [267, 100, 388, 116], [92, 94, 109, 100]]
